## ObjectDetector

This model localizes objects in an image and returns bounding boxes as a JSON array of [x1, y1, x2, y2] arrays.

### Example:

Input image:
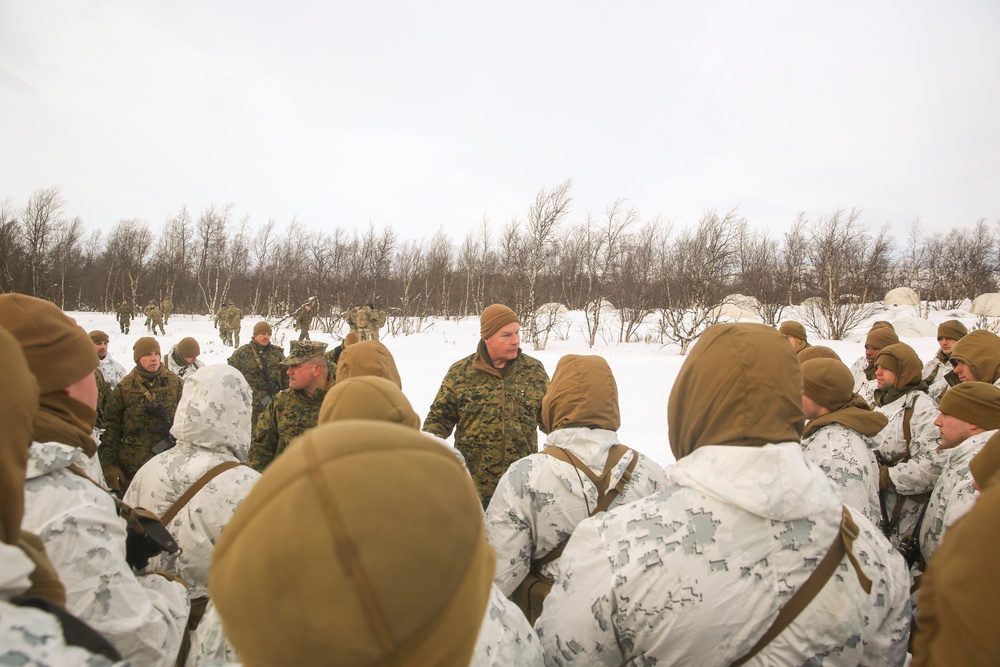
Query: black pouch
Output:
[[119, 504, 180, 570]]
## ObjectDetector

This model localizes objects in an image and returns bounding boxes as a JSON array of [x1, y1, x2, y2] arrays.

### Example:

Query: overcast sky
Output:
[[2, 1, 998, 243]]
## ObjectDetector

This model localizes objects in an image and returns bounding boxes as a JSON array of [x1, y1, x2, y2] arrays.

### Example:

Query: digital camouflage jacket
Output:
[[228, 341, 288, 426], [423, 344, 549, 506], [247, 386, 327, 471]]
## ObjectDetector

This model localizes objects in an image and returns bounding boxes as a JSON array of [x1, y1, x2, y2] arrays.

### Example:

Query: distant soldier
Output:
[[344, 303, 362, 334], [363, 302, 386, 341], [144, 300, 156, 332], [247, 340, 328, 471], [227, 302, 244, 347], [924, 320, 968, 402], [294, 302, 314, 341], [117, 299, 133, 334], [355, 304, 372, 341], [779, 320, 811, 356], [851, 324, 899, 406], [161, 296, 173, 324], [144, 300, 166, 335], [216, 302, 232, 346], [100, 337, 183, 491], [228, 321, 288, 428], [90, 329, 127, 388]]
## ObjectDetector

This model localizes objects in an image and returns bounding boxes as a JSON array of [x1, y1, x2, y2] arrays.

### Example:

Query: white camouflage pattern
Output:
[[0, 542, 129, 666], [123, 365, 260, 599], [21, 440, 189, 667], [922, 356, 950, 403], [801, 422, 881, 526], [485, 427, 666, 596], [166, 347, 206, 383], [872, 390, 944, 546], [535, 443, 912, 666], [99, 356, 127, 389], [918, 429, 995, 564], [850, 356, 877, 406]]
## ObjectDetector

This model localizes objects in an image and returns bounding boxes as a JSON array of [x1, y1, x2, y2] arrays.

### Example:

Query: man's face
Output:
[[864, 344, 881, 365], [953, 360, 978, 383], [139, 351, 161, 373], [484, 322, 520, 366], [287, 359, 321, 392], [254, 333, 271, 346], [938, 337, 957, 355], [875, 365, 898, 391], [934, 411, 975, 449], [183, 356, 197, 364], [94, 341, 108, 360]]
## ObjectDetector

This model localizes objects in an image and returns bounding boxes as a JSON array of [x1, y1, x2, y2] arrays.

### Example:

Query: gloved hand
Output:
[[878, 465, 894, 491], [103, 465, 126, 492]]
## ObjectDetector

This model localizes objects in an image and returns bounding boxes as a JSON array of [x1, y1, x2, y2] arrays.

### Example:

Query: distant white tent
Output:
[[972, 293, 1000, 316], [712, 294, 761, 321], [890, 316, 937, 337], [536, 302, 569, 317], [884, 287, 920, 307], [585, 299, 616, 314]]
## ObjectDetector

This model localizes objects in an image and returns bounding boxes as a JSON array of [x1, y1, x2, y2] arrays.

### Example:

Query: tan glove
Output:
[[103, 465, 126, 492]]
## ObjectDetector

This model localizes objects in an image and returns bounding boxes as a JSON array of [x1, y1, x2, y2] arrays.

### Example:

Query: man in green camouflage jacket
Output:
[[247, 340, 329, 471], [100, 337, 183, 491], [228, 321, 288, 428], [116, 300, 132, 333], [423, 304, 549, 508]]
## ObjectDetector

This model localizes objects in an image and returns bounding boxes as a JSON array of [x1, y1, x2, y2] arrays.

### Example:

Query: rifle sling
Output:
[[161, 461, 244, 525]]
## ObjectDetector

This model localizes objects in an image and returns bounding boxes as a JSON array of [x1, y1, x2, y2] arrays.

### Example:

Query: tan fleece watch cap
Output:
[[0, 326, 39, 545], [938, 382, 1000, 431], [319, 376, 420, 429], [133, 336, 160, 363], [335, 340, 402, 389], [778, 321, 808, 342], [253, 321, 272, 336], [480, 304, 518, 340], [797, 345, 842, 363], [210, 421, 494, 667], [866, 327, 899, 350], [801, 358, 854, 412], [938, 320, 968, 341]]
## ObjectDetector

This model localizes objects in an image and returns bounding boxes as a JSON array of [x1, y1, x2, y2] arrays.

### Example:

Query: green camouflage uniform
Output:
[[247, 386, 327, 471], [160, 297, 172, 324], [216, 304, 232, 346], [362, 306, 386, 341], [117, 301, 132, 333], [100, 366, 183, 485], [144, 302, 165, 335], [226, 303, 243, 347], [295, 306, 313, 341], [423, 342, 549, 506], [228, 340, 288, 427], [95, 367, 110, 429], [355, 307, 372, 341]]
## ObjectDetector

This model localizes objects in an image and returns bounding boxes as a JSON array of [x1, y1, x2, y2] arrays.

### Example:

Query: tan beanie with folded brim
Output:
[[801, 359, 854, 412], [210, 421, 494, 667], [88, 330, 109, 344], [319, 376, 420, 429], [938, 320, 968, 341], [480, 304, 518, 340], [133, 337, 160, 363], [0, 294, 98, 394], [253, 321, 272, 336], [335, 340, 402, 389], [0, 326, 40, 545], [176, 337, 200, 359], [778, 321, 808, 343], [797, 346, 842, 363], [938, 382, 1000, 431], [866, 327, 900, 351]]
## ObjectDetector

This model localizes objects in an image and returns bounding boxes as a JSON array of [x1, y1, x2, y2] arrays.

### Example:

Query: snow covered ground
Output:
[[72, 305, 963, 469]]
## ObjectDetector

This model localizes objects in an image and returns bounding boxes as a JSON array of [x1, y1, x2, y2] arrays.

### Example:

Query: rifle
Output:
[[271, 296, 319, 328], [257, 367, 283, 408], [145, 397, 177, 455]]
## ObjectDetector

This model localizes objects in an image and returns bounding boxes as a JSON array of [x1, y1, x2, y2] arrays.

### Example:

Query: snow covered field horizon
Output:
[[70, 304, 965, 468]]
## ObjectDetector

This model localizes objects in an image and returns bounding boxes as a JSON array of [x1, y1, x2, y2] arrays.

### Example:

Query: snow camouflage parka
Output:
[[535, 324, 911, 666], [918, 428, 996, 565], [423, 341, 549, 506], [123, 365, 261, 599], [22, 440, 190, 666], [246, 385, 327, 471], [801, 419, 883, 526], [164, 345, 205, 382], [850, 355, 878, 407], [227, 340, 287, 427], [98, 355, 127, 389], [100, 365, 183, 484]]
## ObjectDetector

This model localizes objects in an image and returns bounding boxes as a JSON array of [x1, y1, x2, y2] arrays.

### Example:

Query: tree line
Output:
[[1, 182, 997, 350]]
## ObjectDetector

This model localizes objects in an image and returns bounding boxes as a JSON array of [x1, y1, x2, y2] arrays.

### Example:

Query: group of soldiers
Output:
[[214, 301, 244, 347], [115, 297, 173, 335], [4, 291, 997, 665], [344, 302, 386, 341]]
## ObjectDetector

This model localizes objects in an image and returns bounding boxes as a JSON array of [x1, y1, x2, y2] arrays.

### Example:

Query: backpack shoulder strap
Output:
[[161, 461, 243, 524]]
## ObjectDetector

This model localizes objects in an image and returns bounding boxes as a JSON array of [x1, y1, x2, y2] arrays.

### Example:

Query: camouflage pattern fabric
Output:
[[535, 442, 912, 665], [485, 427, 666, 596], [872, 390, 944, 547], [116, 302, 132, 333], [362, 307, 386, 341], [165, 348, 205, 382], [228, 340, 288, 428], [161, 297, 172, 324], [144, 304, 165, 335], [215, 305, 231, 346], [471, 584, 545, 666], [225, 304, 243, 347], [423, 347, 549, 506], [100, 366, 183, 484], [124, 365, 261, 599], [94, 368, 109, 429], [98, 355, 127, 388], [295, 307, 313, 340], [247, 386, 327, 471], [22, 440, 190, 666], [801, 422, 882, 526], [919, 428, 996, 564], [345, 307, 360, 333], [850, 355, 878, 406]]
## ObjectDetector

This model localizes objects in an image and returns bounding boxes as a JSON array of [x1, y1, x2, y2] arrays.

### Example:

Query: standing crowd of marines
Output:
[[0, 292, 996, 665]]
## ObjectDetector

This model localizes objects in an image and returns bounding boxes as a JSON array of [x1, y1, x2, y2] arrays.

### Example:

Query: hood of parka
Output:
[[970, 431, 1000, 491], [803, 405, 889, 440], [335, 340, 402, 389], [950, 330, 1000, 384], [541, 354, 620, 434], [0, 327, 39, 545], [668, 323, 804, 460], [319, 376, 420, 429], [875, 343, 924, 389], [170, 365, 253, 460]]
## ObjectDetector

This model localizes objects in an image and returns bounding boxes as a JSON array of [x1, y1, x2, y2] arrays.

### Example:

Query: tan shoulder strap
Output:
[[731, 506, 872, 666], [161, 461, 243, 524]]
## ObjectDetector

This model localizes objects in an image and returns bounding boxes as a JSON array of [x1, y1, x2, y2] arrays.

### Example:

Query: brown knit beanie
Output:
[[938, 320, 968, 341], [970, 431, 1000, 490], [866, 327, 900, 350], [480, 304, 519, 340], [870, 320, 895, 332], [0, 326, 39, 545], [0, 294, 99, 394], [344, 331, 361, 347], [253, 321, 273, 336], [801, 359, 854, 412], [176, 337, 200, 359], [335, 341, 402, 389], [937, 382, 1000, 431], [210, 421, 493, 667], [778, 321, 808, 343], [133, 337, 160, 363], [797, 346, 842, 363], [88, 330, 109, 344], [319, 376, 420, 429]]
